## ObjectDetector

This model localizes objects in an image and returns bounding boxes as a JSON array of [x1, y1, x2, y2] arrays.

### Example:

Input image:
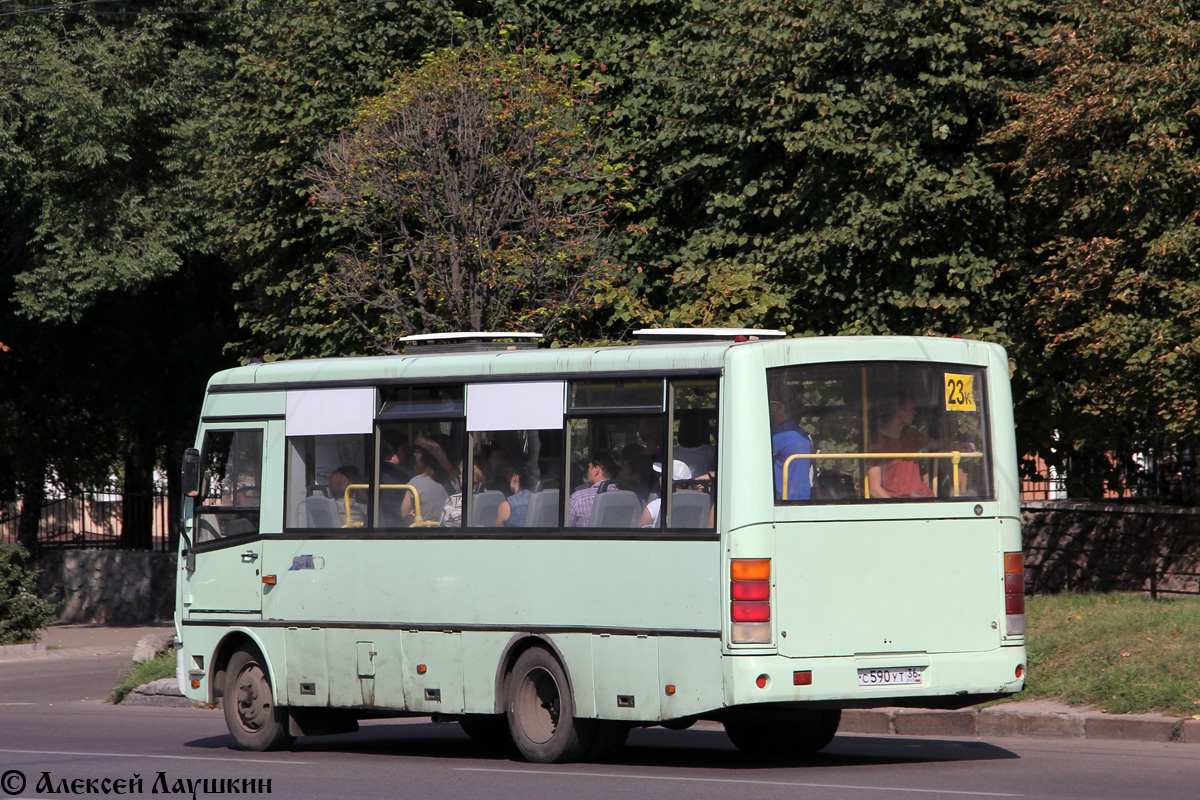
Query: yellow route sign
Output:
[[944, 373, 976, 411]]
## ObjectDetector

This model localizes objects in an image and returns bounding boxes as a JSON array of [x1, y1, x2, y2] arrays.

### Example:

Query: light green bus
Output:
[[175, 330, 1026, 762]]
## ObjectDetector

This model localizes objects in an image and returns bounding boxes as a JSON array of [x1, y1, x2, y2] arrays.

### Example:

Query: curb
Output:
[[119, 678, 204, 709], [840, 705, 1199, 743]]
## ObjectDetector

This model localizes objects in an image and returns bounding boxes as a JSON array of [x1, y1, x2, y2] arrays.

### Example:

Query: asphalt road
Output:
[[3, 651, 1200, 800]]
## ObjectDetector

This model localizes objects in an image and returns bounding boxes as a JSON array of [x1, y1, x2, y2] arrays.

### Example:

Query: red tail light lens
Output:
[[731, 558, 771, 643], [731, 601, 770, 622], [731, 580, 771, 601], [1004, 552, 1025, 636]]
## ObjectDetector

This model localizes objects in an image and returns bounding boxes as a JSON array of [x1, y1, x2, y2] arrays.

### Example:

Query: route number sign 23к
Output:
[[944, 373, 976, 412]]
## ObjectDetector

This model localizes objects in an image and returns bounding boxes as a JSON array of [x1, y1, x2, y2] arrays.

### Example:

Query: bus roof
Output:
[[206, 335, 1006, 392]]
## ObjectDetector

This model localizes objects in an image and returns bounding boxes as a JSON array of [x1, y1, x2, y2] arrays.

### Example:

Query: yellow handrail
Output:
[[345, 483, 439, 527], [781, 451, 984, 500]]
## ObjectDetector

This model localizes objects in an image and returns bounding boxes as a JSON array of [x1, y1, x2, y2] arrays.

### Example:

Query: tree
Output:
[[0, 6, 233, 546], [199, 1, 476, 360], [306, 43, 629, 349], [568, 0, 1036, 341], [988, 0, 1200, 498]]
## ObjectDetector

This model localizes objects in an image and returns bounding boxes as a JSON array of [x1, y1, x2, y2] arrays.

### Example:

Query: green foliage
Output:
[[199, 1, 479, 358], [579, 0, 1034, 340], [990, 0, 1200, 497], [0, 10, 214, 323], [306, 41, 629, 348], [1015, 593, 1200, 717], [0, 544, 56, 645], [110, 648, 177, 705]]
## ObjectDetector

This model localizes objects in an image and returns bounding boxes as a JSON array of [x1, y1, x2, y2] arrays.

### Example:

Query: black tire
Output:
[[458, 714, 514, 748], [724, 707, 841, 758], [505, 647, 593, 763], [223, 645, 294, 752], [585, 720, 630, 762]]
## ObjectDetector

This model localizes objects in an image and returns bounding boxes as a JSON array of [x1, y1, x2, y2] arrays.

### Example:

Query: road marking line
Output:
[[457, 767, 1024, 797], [0, 748, 312, 765]]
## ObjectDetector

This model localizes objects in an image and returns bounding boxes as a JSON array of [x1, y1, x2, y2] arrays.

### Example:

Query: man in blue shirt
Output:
[[770, 395, 812, 501]]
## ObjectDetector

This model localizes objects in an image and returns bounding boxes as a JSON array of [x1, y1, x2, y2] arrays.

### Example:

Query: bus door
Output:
[[181, 427, 267, 619]]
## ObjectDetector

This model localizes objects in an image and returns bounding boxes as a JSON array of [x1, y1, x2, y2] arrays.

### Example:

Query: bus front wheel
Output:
[[505, 647, 591, 763], [223, 645, 294, 752], [724, 707, 841, 758]]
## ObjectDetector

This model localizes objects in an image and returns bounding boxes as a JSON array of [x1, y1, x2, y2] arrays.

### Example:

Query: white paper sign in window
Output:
[[286, 388, 375, 437], [467, 382, 565, 432]]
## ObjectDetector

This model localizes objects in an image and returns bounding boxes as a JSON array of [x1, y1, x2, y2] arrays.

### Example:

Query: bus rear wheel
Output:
[[724, 707, 841, 758], [223, 645, 294, 752], [505, 647, 591, 763]]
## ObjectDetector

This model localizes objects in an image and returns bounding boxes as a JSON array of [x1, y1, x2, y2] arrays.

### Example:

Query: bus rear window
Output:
[[768, 362, 993, 504]]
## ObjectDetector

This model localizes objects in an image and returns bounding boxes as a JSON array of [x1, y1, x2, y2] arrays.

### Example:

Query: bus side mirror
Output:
[[182, 448, 202, 498]]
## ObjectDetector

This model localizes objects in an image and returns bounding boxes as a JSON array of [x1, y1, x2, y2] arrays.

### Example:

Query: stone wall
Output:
[[35, 550, 176, 624], [1022, 501, 1200, 596]]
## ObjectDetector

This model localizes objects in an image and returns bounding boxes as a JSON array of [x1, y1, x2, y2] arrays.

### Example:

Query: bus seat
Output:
[[589, 489, 643, 528], [300, 496, 339, 528], [471, 490, 506, 527], [670, 489, 712, 528], [524, 489, 559, 527]]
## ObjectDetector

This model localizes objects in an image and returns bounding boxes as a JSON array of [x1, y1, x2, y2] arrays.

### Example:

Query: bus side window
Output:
[[668, 379, 718, 529], [285, 434, 371, 528], [470, 429, 563, 527]]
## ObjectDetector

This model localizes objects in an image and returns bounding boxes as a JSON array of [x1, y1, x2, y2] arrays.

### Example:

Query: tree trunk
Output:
[[16, 467, 46, 553], [165, 447, 181, 551], [121, 435, 155, 550]]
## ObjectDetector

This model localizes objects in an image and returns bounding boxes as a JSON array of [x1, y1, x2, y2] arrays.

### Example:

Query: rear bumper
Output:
[[722, 647, 1026, 711]]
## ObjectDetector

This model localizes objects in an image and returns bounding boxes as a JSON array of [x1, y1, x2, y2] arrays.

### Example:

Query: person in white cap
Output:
[[638, 460, 691, 527]]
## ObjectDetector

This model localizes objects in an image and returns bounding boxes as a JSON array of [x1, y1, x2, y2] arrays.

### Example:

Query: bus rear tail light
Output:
[[1004, 552, 1025, 636], [731, 559, 771, 643]]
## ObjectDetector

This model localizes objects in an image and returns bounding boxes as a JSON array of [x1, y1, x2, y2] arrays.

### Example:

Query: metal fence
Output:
[[1021, 444, 1200, 506], [1022, 502, 1200, 598], [0, 489, 172, 555]]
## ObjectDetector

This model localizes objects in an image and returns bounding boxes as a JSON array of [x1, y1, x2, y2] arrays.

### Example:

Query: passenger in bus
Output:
[[618, 444, 656, 503], [567, 451, 620, 527], [379, 433, 413, 483], [495, 465, 534, 527], [438, 460, 485, 527], [377, 433, 413, 526], [638, 460, 692, 527], [674, 416, 716, 478], [770, 392, 812, 501], [400, 436, 457, 525], [329, 465, 367, 526], [866, 398, 975, 498]]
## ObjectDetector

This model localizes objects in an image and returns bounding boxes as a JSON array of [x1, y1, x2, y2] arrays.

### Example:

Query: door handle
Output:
[[241, 552, 259, 563]]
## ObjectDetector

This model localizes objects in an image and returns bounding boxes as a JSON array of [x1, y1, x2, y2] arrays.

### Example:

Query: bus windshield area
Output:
[[768, 361, 993, 503]]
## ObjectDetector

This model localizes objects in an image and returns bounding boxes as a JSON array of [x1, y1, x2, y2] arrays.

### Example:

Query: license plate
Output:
[[857, 667, 922, 686]]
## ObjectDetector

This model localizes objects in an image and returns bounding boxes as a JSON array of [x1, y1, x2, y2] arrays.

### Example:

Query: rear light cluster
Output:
[[1004, 552, 1025, 636], [731, 558, 771, 644]]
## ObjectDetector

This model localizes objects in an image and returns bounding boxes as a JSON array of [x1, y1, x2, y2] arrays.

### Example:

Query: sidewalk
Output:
[[5, 625, 1199, 743], [839, 699, 1200, 745], [0, 622, 173, 662]]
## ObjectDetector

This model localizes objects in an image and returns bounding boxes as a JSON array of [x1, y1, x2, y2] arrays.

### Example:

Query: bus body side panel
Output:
[[258, 537, 722, 719]]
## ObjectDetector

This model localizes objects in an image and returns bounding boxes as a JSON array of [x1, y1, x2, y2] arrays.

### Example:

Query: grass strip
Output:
[[109, 649, 176, 704], [1016, 593, 1200, 717]]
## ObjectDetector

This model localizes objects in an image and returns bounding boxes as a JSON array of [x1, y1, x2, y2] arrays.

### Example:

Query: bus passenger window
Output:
[[469, 429, 563, 527], [567, 418, 657, 530], [285, 434, 371, 528], [668, 379, 718, 529], [768, 362, 993, 504]]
